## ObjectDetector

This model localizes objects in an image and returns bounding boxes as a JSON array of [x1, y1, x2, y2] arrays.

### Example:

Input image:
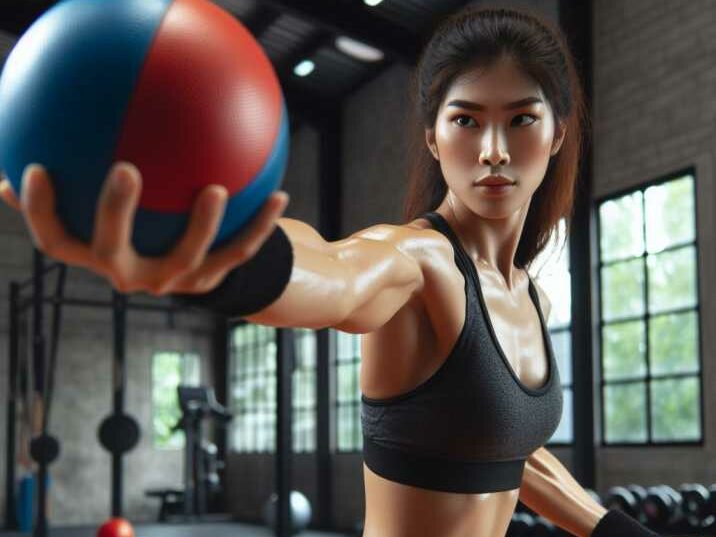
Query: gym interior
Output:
[[0, 0, 714, 536]]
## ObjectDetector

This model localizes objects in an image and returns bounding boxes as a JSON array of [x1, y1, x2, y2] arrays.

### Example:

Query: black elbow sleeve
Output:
[[172, 224, 294, 318]]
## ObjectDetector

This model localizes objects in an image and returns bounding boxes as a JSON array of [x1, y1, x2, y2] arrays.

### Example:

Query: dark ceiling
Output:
[[0, 0, 472, 130]]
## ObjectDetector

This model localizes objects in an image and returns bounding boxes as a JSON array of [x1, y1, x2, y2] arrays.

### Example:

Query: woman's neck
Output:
[[435, 194, 530, 291]]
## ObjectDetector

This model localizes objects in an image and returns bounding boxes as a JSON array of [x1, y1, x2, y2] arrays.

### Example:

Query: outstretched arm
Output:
[[183, 216, 428, 332], [519, 447, 607, 536], [243, 218, 426, 331]]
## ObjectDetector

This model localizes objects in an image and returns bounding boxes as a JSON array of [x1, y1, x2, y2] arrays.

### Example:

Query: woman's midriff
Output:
[[361, 463, 521, 537]]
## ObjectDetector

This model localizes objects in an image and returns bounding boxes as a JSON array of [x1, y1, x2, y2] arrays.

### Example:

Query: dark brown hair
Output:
[[402, 4, 590, 270]]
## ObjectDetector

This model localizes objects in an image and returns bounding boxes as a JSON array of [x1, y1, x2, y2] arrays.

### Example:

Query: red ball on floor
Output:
[[97, 517, 135, 537]]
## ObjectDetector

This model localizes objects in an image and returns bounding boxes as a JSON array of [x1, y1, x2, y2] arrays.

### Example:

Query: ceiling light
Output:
[[293, 60, 315, 77], [335, 36, 384, 63], [364, 0, 384, 5]]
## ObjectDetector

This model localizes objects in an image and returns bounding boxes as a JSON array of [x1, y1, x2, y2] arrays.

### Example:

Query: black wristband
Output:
[[172, 224, 294, 318], [590, 509, 659, 537]]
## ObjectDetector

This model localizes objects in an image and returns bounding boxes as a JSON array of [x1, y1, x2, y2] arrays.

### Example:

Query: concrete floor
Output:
[[0, 521, 354, 537]]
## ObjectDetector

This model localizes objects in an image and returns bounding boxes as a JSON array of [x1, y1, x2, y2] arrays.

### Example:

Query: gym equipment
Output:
[[643, 485, 683, 529], [3, 255, 186, 536], [177, 386, 232, 518], [262, 490, 313, 535], [606, 486, 640, 519], [94, 292, 142, 519], [146, 386, 232, 521], [0, 0, 289, 256], [96, 517, 135, 537]]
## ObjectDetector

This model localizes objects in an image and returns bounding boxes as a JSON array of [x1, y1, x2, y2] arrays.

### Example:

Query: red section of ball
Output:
[[114, 0, 282, 212], [97, 517, 135, 537]]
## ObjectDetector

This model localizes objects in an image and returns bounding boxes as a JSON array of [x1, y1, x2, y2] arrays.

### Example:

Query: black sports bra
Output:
[[360, 211, 563, 493]]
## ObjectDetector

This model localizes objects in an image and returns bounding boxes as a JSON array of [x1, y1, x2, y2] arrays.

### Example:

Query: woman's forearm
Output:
[[519, 447, 608, 537]]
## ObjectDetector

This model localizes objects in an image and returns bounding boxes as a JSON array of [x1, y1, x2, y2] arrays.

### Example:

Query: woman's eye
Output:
[[454, 115, 476, 127], [453, 113, 538, 128], [513, 113, 538, 126]]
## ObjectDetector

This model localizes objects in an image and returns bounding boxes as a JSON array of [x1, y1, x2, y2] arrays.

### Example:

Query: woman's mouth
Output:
[[474, 183, 515, 195]]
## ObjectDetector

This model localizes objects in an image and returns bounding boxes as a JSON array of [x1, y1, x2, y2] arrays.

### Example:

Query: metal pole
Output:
[[110, 291, 127, 517], [275, 328, 294, 537], [31, 250, 48, 537], [4, 283, 20, 530]]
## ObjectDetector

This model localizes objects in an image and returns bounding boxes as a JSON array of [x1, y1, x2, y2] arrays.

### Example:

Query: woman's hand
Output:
[[0, 162, 289, 296]]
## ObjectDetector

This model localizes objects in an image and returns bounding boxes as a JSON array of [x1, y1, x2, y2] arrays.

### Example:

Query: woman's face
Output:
[[426, 56, 566, 219]]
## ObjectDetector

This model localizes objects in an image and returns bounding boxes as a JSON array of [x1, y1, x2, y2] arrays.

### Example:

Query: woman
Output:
[[0, 4, 663, 537]]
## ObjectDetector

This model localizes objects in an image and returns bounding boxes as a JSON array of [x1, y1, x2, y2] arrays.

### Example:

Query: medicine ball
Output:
[[0, 0, 289, 256]]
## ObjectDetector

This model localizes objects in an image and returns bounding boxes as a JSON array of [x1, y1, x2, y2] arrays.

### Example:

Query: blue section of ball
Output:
[[0, 0, 173, 241]]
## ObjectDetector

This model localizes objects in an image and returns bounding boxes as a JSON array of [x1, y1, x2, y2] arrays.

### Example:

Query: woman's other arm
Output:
[[519, 447, 607, 536]]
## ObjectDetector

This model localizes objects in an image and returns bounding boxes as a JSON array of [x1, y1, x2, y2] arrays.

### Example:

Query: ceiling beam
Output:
[[281, 74, 339, 126], [259, 0, 422, 65], [0, 0, 56, 36], [241, 5, 281, 39]]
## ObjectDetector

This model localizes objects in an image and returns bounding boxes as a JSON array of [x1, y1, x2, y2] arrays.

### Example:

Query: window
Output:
[[530, 218, 574, 445], [293, 328, 317, 452], [151, 351, 201, 449], [229, 324, 317, 453], [335, 330, 362, 452], [230, 324, 277, 453], [597, 172, 702, 445]]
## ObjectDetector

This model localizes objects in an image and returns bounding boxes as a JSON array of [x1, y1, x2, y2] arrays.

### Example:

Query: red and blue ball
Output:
[[0, 0, 289, 256]]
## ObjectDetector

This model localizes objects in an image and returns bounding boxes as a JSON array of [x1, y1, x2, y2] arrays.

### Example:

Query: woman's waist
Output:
[[363, 462, 520, 537]]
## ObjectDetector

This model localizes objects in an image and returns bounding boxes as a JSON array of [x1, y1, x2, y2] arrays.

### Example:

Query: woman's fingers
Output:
[[173, 191, 289, 293], [91, 162, 141, 265], [0, 177, 21, 211], [19, 164, 97, 269], [144, 184, 229, 294]]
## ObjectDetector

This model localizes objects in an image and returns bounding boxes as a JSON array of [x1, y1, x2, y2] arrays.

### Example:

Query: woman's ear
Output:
[[425, 128, 439, 161], [551, 120, 567, 157]]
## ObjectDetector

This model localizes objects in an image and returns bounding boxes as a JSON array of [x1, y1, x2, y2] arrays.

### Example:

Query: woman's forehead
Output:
[[447, 62, 543, 102], [446, 60, 543, 103]]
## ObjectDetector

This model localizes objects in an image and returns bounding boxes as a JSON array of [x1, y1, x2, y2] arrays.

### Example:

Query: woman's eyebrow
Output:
[[446, 97, 543, 111]]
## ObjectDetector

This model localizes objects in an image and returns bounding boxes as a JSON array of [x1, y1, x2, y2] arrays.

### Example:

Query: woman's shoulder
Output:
[[347, 216, 455, 270]]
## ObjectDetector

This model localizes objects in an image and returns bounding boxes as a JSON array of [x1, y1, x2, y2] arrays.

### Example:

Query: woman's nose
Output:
[[478, 127, 510, 166]]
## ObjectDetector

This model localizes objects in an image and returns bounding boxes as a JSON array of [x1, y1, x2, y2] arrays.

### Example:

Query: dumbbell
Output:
[[642, 485, 683, 530], [508, 512, 534, 536], [508, 512, 571, 537], [626, 484, 650, 524], [606, 486, 640, 519], [679, 483, 716, 531], [531, 515, 556, 537]]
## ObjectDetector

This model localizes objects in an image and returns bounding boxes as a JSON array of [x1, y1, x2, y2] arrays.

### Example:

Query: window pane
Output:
[[651, 377, 700, 442], [604, 382, 647, 443], [548, 387, 572, 444], [649, 311, 699, 375], [647, 246, 697, 313], [152, 352, 201, 449], [229, 324, 278, 452], [337, 362, 359, 403], [299, 328, 316, 368], [601, 258, 645, 321], [337, 404, 358, 451], [602, 320, 646, 381], [337, 331, 359, 362], [644, 175, 695, 253], [599, 191, 644, 262], [550, 330, 572, 385], [259, 411, 275, 452], [293, 409, 315, 452], [531, 218, 571, 329]]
